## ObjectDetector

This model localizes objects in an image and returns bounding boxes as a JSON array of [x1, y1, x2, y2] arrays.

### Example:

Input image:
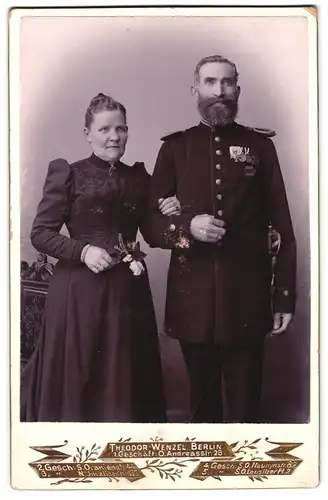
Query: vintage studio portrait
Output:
[[17, 13, 312, 428]]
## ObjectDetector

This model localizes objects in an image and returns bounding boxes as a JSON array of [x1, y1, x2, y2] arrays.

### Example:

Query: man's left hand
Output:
[[158, 196, 181, 216], [269, 312, 293, 336]]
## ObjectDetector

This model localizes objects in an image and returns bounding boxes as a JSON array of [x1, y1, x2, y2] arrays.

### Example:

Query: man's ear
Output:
[[191, 85, 197, 97], [236, 85, 241, 99]]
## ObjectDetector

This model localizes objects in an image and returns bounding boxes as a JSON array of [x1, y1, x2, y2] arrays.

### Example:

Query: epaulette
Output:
[[160, 130, 184, 141], [246, 126, 276, 138]]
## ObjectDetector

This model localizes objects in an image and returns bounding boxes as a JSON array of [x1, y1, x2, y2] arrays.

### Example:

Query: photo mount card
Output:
[[9, 5, 319, 490]]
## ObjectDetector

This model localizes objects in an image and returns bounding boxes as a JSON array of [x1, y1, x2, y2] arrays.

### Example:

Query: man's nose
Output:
[[213, 83, 226, 97]]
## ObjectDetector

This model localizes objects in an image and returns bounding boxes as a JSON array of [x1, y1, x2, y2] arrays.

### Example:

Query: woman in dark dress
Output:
[[21, 93, 180, 422]]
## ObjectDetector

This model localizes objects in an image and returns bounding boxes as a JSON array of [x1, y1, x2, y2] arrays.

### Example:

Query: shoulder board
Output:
[[160, 130, 184, 141], [245, 126, 276, 138]]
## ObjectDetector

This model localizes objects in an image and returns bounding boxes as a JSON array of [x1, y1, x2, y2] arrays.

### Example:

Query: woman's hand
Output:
[[158, 196, 181, 216], [83, 246, 112, 274]]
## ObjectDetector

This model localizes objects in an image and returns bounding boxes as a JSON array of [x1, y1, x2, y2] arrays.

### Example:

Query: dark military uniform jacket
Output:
[[142, 121, 297, 345]]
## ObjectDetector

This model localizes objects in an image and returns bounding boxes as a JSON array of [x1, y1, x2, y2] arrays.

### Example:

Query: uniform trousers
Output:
[[180, 340, 264, 423]]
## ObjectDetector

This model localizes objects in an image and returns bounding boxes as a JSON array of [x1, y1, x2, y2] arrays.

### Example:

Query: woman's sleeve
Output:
[[30, 158, 87, 262], [139, 144, 195, 250]]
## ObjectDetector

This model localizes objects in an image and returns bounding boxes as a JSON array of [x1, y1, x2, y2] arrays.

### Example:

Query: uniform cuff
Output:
[[164, 214, 195, 249]]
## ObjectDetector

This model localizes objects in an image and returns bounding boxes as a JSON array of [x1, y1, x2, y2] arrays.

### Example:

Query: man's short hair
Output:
[[194, 55, 239, 84]]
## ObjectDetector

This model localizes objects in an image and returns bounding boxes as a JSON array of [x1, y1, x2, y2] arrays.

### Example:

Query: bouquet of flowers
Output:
[[114, 233, 147, 276]]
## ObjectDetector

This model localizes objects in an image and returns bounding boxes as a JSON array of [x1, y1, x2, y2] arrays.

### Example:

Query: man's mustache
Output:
[[200, 96, 235, 108]]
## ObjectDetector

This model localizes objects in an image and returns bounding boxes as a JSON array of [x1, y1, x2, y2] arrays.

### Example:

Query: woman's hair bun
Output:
[[84, 93, 127, 128]]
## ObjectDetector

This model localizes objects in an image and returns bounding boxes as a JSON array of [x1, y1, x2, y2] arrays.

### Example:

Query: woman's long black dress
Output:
[[21, 153, 167, 423]]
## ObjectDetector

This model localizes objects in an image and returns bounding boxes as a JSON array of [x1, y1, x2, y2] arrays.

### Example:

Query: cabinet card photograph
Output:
[[9, 5, 319, 490]]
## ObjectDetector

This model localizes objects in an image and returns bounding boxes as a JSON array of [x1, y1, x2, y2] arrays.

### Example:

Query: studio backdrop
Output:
[[20, 14, 310, 422]]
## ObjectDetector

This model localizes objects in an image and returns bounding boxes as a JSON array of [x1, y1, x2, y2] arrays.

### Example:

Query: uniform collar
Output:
[[198, 120, 238, 136]]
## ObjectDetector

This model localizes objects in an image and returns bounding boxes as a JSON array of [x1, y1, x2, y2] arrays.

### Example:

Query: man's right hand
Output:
[[190, 214, 226, 243]]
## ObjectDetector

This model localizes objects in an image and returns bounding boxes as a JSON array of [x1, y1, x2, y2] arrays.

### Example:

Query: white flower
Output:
[[129, 260, 144, 276], [123, 254, 133, 263]]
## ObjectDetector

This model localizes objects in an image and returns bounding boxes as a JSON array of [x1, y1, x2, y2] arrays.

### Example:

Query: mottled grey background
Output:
[[20, 15, 310, 422]]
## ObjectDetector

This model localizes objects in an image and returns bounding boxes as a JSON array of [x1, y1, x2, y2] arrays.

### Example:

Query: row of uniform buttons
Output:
[[214, 136, 224, 217], [170, 135, 224, 234]]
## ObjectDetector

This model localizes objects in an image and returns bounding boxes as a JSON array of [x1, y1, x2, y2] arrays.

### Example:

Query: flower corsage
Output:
[[114, 233, 147, 276]]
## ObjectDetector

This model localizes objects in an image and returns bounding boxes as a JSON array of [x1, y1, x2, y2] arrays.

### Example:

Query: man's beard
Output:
[[197, 94, 238, 127]]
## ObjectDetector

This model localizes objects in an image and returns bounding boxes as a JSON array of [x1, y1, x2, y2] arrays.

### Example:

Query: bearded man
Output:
[[142, 55, 296, 423]]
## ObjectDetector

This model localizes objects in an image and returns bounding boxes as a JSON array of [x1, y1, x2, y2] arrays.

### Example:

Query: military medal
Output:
[[229, 146, 250, 162], [229, 146, 243, 161], [244, 164, 256, 177]]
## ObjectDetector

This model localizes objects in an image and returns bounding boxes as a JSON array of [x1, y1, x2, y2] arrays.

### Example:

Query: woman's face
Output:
[[84, 109, 128, 163]]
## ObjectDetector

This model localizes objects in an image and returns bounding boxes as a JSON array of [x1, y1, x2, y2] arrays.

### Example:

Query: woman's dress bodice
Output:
[[31, 154, 151, 261]]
